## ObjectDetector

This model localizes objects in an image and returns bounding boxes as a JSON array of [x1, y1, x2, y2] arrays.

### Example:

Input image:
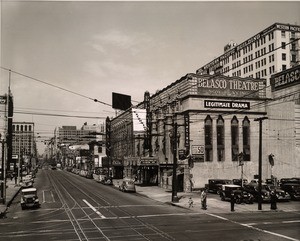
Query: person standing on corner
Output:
[[270, 190, 277, 210], [200, 189, 207, 210]]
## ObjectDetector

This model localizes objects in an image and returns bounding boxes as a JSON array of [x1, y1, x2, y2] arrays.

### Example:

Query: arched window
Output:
[[231, 116, 239, 161], [242, 117, 251, 161], [217, 115, 225, 162], [204, 115, 213, 162]]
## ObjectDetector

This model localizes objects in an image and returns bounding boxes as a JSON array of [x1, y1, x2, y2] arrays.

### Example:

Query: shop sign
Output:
[[198, 77, 261, 98], [271, 65, 300, 91], [204, 100, 250, 109], [139, 157, 158, 166], [191, 145, 204, 155]]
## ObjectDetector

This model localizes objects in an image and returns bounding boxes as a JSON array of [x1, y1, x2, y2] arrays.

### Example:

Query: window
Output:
[[281, 30, 286, 38], [242, 117, 250, 161], [282, 53, 286, 61], [217, 115, 225, 162], [282, 65, 287, 71], [204, 115, 213, 162], [292, 54, 297, 63], [281, 42, 286, 49], [231, 116, 239, 161]]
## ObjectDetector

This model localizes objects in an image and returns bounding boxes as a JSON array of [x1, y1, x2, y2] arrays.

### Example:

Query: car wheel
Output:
[[236, 198, 241, 204]]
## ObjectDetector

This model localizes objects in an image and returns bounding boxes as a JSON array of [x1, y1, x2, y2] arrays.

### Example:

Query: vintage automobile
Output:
[[232, 179, 248, 186], [219, 184, 254, 204], [265, 185, 291, 201], [243, 184, 271, 202], [20, 174, 34, 188], [280, 183, 300, 200], [21, 188, 40, 210], [119, 179, 136, 192], [205, 179, 233, 194], [100, 176, 113, 185]]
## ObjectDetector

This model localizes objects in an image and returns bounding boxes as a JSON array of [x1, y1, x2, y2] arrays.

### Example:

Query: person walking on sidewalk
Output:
[[188, 197, 194, 208], [200, 189, 207, 210]]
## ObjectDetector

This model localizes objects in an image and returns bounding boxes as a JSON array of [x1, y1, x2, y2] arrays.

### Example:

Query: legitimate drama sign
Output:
[[204, 100, 250, 109]]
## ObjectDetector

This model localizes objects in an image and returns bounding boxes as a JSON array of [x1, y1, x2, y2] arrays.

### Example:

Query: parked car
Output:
[[243, 184, 271, 202], [205, 179, 233, 194], [20, 175, 34, 188], [119, 179, 136, 192], [219, 184, 254, 204], [232, 179, 248, 186], [265, 185, 291, 201], [100, 176, 113, 185], [21, 188, 40, 210], [280, 183, 300, 200]]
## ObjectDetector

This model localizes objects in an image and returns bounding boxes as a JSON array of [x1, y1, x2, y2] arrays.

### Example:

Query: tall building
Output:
[[12, 122, 36, 172], [108, 22, 299, 190], [196, 23, 300, 96]]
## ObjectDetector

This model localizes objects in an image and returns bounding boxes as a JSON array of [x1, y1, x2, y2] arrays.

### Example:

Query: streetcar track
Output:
[[47, 171, 90, 241], [49, 171, 111, 241], [58, 170, 176, 240]]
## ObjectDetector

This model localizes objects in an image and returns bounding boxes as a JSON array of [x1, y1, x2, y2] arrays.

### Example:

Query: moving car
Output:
[[219, 184, 254, 204], [119, 179, 136, 192], [21, 188, 40, 210]]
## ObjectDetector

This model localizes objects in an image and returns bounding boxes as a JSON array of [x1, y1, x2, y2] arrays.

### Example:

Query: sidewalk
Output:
[[113, 179, 300, 213], [0, 179, 22, 217]]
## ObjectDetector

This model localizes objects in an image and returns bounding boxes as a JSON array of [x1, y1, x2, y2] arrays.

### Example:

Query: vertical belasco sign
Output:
[[270, 65, 300, 91]]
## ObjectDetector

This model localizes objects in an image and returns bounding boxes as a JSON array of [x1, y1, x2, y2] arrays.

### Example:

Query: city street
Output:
[[0, 169, 299, 241]]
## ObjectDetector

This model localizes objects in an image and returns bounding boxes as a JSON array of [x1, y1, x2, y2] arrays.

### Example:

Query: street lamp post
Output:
[[254, 116, 268, 210], [171, 122, 179, 203]]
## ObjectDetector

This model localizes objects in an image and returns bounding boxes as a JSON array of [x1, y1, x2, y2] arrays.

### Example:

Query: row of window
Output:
[[204, 115, 250, 162], [13, 125, 33, 132]]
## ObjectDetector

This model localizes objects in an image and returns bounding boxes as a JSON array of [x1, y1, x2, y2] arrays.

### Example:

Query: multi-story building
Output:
[[53, 123, 105, 170], [109, 22, 299, 191], [196, 23, 300, 97], [12, 122, 36, 172]]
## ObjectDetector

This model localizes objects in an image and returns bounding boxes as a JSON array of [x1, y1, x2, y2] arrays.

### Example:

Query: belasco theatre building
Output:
[[108, 68, 299, 191]]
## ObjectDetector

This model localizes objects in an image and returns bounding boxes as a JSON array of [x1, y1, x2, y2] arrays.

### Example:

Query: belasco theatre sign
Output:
[[197, 75, 263, 98]]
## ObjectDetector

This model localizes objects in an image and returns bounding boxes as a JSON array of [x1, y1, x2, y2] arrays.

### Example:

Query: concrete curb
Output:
[[0, 186, 22, 218]]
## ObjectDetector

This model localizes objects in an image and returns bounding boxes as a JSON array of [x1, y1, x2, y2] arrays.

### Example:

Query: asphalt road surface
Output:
[[0, 169, 299, 241]]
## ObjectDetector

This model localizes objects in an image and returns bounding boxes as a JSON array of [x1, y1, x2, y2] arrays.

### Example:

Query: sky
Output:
[[1, 1, 300, 153]]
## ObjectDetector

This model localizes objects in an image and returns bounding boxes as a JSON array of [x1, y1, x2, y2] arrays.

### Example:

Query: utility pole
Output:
[[254, 116, 268, 210], [171, 121, 179, 203]]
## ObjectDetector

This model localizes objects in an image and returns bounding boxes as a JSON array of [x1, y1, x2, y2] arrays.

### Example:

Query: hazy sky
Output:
[[1, 1, 300, 152]]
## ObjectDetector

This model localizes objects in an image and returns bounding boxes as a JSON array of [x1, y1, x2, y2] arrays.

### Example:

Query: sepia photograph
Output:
[[0, 0, 299, 240]]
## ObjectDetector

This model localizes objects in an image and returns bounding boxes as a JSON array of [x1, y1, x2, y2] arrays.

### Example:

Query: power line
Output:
[[0, 67, 112, 107]]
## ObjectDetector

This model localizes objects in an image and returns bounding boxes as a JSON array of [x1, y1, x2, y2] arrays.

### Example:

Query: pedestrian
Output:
[[270, 191, 277, 210], [200, 189, 207, 210], [188, 197, 194, 208], [230, 191, 235, 212]]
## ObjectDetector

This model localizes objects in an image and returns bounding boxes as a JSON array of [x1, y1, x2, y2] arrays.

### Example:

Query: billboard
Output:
[[112, 92, 131, 110]]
